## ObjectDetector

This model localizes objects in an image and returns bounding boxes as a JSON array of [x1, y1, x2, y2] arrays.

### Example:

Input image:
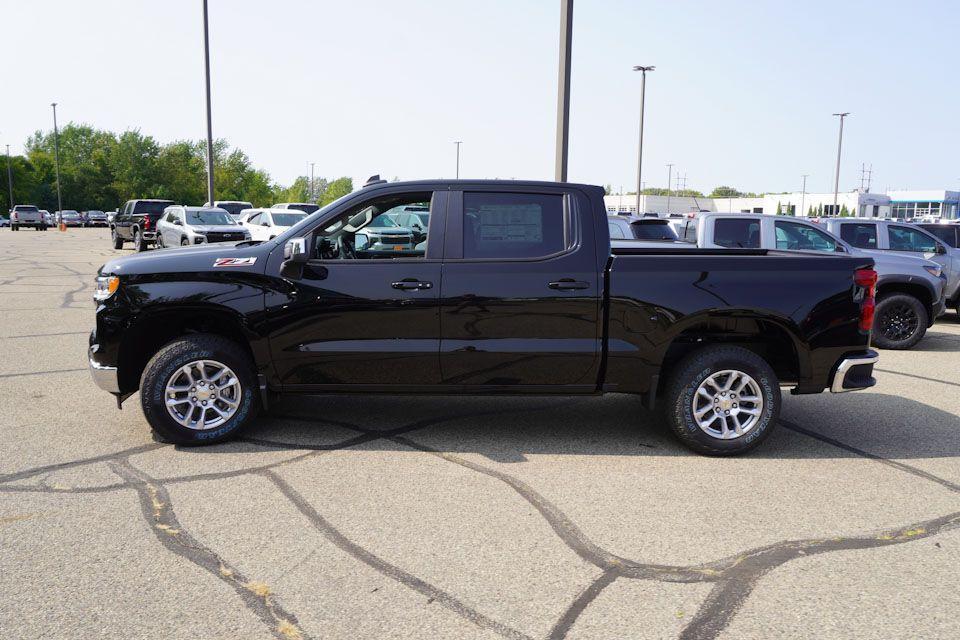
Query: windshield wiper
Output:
[[233, 240, 264, 247]]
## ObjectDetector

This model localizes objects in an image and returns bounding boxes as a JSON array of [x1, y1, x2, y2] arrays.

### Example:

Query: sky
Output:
[[3, 0, 959, 195]]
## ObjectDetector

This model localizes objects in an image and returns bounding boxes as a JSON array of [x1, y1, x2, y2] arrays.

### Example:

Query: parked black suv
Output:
[[111, 199, 176, 251]]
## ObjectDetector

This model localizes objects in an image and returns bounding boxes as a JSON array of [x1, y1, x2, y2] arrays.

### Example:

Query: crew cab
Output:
[[111, 199, 176, 251], [677, 213, 947, 349], [89, 179, 879, 456], [821, 218, 960, 317], [9, 204, 47, 231]]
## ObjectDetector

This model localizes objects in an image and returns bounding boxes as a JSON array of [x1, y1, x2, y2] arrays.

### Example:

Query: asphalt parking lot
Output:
[[2, 228, 959, 640]]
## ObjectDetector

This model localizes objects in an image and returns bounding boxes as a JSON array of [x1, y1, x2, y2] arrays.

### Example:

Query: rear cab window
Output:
[[630, 220, 678, 240], [462, 192, 567, 259], [713, 218, 760, 248], [838, 223, 877, 249], [134, 201, 175, 215], [774, 220, 837, 251], [888, 225, 938, 252]]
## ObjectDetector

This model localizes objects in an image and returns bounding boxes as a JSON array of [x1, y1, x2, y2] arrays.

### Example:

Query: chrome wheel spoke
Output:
[[692, 369, 764, 441], [164, 359, 241, 431]]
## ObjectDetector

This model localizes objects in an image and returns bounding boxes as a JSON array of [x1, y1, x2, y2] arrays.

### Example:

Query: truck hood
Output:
[[99, 242, 271, 276], [854, 248, 940, 273]]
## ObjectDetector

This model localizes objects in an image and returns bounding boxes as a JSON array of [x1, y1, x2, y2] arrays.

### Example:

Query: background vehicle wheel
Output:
[[181, 237, 189, 246], [156, 234, 165, 248], [873, 294, 927, 350], [662, 346, 780, 456], [133, 228, 146, 252], [111, 228, 124, 249], [140, 334, 259, 445]]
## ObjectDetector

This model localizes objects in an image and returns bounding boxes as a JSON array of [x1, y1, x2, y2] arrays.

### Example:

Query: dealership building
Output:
[[604, 189, 960, 220]]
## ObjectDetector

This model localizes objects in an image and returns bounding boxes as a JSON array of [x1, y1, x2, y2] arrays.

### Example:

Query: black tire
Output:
[[133, 228, 147, 252], [111, 227, 124, 249], [11, 225, 17, 231], [181, 237, 190, 246], [873, 294, 927, 350], [156, 233, 165, 249], [662, 346, 780, 456], [140, 334, 259, 445]]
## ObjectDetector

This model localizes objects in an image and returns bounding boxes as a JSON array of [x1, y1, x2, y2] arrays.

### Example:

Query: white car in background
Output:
[[272, 202, 320, 214], [203, 200, 254, 221], [238, 208, 308, 241]]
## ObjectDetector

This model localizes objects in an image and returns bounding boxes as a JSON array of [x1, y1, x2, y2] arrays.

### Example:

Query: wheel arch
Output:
[[116, 305, 263, 394], [875, 277, 936, 326]]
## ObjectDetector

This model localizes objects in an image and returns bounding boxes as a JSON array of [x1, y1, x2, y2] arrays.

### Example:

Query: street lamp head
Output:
[[633, 65, 655, 72], [832, 112, 850, 117]]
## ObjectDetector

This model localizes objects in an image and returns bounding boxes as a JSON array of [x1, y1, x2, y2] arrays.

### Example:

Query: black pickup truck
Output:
[[89, 179, 879, 455], [111, 199, 176, 251]]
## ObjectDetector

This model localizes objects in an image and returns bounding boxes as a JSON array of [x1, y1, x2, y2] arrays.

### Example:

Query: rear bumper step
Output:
[[830, 350, 879, 393]]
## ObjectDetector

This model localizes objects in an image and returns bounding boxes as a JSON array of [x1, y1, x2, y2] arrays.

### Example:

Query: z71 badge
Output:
[[213, 257, 257, 267]]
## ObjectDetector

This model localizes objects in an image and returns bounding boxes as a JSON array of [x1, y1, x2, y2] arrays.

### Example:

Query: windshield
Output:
[[631, 220, 678, 240], [186, 210, 235, 225], [62, 211, 79, 217], [286, 203, 320, 214], [271, 212, 307, 227], [217, 203, 252, 217], [15, 205, 39, 212], [134, 201, 175, 215]]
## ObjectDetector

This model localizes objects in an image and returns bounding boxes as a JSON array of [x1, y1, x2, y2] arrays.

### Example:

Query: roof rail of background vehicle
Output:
[[359, 176, 602, 191]]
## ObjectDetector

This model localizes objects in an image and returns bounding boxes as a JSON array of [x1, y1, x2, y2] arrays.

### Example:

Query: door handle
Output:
[[548, 279, 589, 290], [391, 279, 433, 291]]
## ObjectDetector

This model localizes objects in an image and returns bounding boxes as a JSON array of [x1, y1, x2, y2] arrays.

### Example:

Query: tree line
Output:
[[1, 124, 353, 213], [603, 185, 763, 198]]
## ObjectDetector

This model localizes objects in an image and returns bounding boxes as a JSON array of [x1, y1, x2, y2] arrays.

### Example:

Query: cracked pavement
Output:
[[2, 228, 959, 639]]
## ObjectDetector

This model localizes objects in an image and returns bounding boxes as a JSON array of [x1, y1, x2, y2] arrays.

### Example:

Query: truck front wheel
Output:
[[662, 346, 780, 456], [111, 227, 124, 249], [140, 334, 260, 445], [873, 294, 927, 350]]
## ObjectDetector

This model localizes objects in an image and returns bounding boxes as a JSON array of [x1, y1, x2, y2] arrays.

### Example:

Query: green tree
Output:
[[320, 177, 354, 205], [775, 201, 782, 215], [710, 186, 744, 198]]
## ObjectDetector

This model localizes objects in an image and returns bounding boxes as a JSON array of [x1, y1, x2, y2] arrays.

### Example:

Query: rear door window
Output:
[[462, 192, 566, 259], [608, 222, 626, 239], [888, 225, 937, 253], [713, 218, 760, 248], [838, 223, 878, 249], [920, 225, 958, 247], [775, 220, 837, 251]]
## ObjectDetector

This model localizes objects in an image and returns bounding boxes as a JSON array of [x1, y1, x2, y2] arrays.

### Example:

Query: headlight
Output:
[[94, 275, 120, 301], [924, 265, 942, 278]]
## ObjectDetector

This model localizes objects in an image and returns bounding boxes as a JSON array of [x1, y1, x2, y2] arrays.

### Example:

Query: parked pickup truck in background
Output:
[[821, 218, 960, 318], [9, 205, 47, 231], [89, 179, 879, 456], [111, 199, 176, 251], [673, 213, 947, 349]]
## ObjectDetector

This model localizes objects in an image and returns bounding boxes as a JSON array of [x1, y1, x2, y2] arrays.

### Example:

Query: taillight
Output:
[[142, 216, 151, 230], [854, 268, 877, 333]]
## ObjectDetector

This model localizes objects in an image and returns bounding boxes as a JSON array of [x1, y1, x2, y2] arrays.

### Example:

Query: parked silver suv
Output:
[[155, 206, 250, 247]]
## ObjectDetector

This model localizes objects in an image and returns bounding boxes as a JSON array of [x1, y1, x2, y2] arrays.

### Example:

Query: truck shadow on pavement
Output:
[[221, 390, 960, 465]]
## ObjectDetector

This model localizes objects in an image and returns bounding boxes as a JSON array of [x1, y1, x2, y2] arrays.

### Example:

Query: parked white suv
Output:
[[238, 208, 308, 241], [272, 202, 320, 214], [155, 206, 251, 247], [203, 201, 254, 221]]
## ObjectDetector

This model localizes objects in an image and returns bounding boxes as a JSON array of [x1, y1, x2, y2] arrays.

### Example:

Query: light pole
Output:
[[454, 141, 462, 179], [632, 65, 654, 214], [665, 163, 674, 214], [800, 174, 808, 217], [5, 144, 13, 210], [831, 112, 849, 215], [309, 162, 315, 202], [202, 0, 215, 204], [51, 103, 63, 216], [554, 0, 573, 182]]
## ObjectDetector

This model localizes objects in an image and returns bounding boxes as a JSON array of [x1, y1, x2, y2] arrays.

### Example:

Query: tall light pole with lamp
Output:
[[632, 65, 654, 214], [51, 103, 63, 223], [454, 141, 462, 179], [665, 163, 674, 214]]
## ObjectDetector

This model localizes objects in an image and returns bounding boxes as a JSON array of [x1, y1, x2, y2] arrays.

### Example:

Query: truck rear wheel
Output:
[[873, 294, 926, 350], [133, 228, 147, 252], [140, 334, 260, 445], [662, 346, 780, 456]]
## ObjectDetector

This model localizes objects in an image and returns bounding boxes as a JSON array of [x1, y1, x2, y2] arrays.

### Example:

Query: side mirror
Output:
[[355, 234, 369, 251], [173, 219, 183, 226], [936, 243, 948, 255], [834, 244, 847, 253], [283, 237, 311, 263], [261, 220, 270, 227]]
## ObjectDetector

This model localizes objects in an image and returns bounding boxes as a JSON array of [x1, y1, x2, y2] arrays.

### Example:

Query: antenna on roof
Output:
[[364, 174, 387, 187]]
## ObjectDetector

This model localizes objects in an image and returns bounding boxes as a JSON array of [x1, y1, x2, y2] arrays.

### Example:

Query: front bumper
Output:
[[88, 344, 120, 393], [830, 349, 879, 393]]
